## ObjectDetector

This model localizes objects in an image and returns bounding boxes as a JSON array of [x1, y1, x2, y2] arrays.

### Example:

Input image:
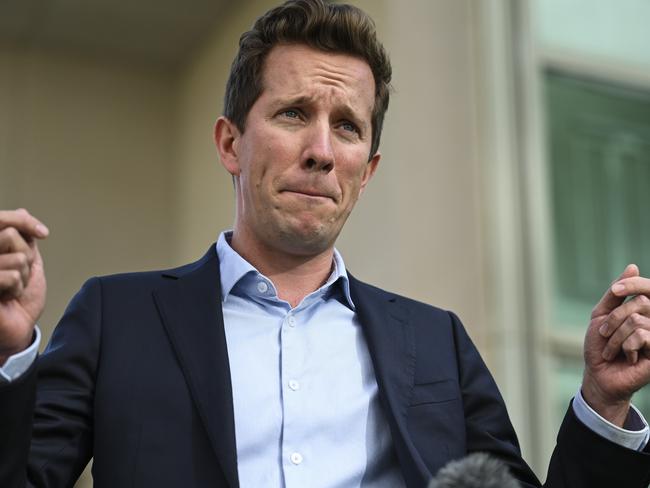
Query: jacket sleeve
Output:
[[545, 401, 650, 487], [0, 278, 102, 488], [0, 360, 37, 487]]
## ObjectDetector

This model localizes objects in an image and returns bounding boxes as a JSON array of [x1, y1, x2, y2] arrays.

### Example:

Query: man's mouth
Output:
[[282, 189, 335, 201]]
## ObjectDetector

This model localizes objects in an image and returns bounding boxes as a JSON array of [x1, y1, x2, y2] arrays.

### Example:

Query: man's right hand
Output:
[[0, 209, 49, 366]]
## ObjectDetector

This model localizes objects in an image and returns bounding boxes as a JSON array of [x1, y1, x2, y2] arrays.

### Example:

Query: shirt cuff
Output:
[[0, 326, 41, 382], [573, 387, 650, 451]]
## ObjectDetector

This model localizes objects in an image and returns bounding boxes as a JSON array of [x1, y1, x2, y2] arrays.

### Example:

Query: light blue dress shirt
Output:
[[217, 231, 405, 487]]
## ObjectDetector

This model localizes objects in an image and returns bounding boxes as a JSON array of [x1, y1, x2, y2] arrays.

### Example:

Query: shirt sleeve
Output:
[[0, 326, 41, 383], [573, 387, 650, 451]]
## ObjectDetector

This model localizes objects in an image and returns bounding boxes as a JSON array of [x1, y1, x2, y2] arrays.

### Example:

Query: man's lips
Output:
[[282, 189, 335, 201]]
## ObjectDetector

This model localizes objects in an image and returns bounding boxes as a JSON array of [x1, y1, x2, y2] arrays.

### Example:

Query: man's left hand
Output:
[[583, 264, 650, 427]]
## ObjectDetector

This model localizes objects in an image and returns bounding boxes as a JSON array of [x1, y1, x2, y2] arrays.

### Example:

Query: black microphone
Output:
[[428, 453, 520, 488]]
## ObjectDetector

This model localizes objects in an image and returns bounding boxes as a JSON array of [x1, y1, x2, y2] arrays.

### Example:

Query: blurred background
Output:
[[1, 0, 649, 485]]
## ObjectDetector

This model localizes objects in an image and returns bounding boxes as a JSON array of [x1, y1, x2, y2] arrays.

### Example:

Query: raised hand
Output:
[[582, 264, 650, 426], [0, 209, 49, 365]]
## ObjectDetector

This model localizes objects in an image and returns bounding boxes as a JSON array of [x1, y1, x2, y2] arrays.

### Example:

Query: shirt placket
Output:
[[280, 305, 310, 487]]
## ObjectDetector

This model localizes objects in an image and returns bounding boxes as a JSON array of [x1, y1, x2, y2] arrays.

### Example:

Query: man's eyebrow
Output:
[[270, 95, 315, 109]]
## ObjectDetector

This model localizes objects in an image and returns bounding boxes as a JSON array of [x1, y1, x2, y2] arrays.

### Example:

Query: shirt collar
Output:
[[215, 231, 354, 310]]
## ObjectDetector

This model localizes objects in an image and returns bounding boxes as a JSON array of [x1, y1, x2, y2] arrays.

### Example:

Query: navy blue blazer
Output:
[[1, 246, 650, 487]]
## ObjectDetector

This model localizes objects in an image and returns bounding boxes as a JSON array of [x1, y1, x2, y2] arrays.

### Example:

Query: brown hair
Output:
[[223, 0, 392, 159]]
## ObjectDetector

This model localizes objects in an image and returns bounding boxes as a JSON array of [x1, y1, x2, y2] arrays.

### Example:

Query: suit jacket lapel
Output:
[[349, 275, 430, 487], [153, 248, 239, 488]]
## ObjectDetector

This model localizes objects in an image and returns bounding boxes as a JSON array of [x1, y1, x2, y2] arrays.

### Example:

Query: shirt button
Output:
[[287, 316, 296, 327], [288, 380, 300, 391], [290, 452, 303, 465], [257, 281, 268, 293]]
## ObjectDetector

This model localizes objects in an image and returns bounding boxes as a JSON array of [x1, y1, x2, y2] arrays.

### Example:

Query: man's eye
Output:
[[283, 109, 300, 119], [341, 121, 358, 133]]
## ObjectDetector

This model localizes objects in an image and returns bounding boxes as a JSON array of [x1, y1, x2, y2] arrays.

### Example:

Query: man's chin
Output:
[[274, 224, 339, 257]]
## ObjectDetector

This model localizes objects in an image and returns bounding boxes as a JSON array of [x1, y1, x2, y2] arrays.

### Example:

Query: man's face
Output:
[[220, 43, 379, 257]]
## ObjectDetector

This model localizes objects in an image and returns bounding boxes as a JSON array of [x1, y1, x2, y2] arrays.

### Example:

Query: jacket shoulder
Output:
[[89, 245, 218, 291], [348, 273, 453, 323]]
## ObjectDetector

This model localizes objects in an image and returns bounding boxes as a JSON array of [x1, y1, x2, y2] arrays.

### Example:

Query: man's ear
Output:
[[214, 116, 241, 176], [359, 152, 380, 196]]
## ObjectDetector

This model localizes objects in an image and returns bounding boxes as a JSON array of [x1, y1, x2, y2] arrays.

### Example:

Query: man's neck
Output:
[[229, 230, 335, 308]]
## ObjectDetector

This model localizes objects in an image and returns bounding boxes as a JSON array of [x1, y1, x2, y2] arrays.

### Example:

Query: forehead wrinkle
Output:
[[311, 65, 359, 89], [263, 46, 373, 98], [311, 74, 348, 93], [310, 71, 373, 118]]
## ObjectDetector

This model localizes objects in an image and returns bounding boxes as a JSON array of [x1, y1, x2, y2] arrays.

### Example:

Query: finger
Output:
[[0, 253, 31, 288], [591, 264, 639, 318], [0, 209, 49, 239], [610, 276, 650, 299], [621, 328, 650, 365], [0, 226, 35, 257], [0, 269, 24, 300], [602, 312, 650, 360], [600, 294, 650, 338]]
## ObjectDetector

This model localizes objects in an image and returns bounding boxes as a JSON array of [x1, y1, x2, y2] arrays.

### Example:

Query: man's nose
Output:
[[303, 122, 334, 173]]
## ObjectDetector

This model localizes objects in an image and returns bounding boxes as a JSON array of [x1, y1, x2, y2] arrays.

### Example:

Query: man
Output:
[[1, 1, 650, 486]]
